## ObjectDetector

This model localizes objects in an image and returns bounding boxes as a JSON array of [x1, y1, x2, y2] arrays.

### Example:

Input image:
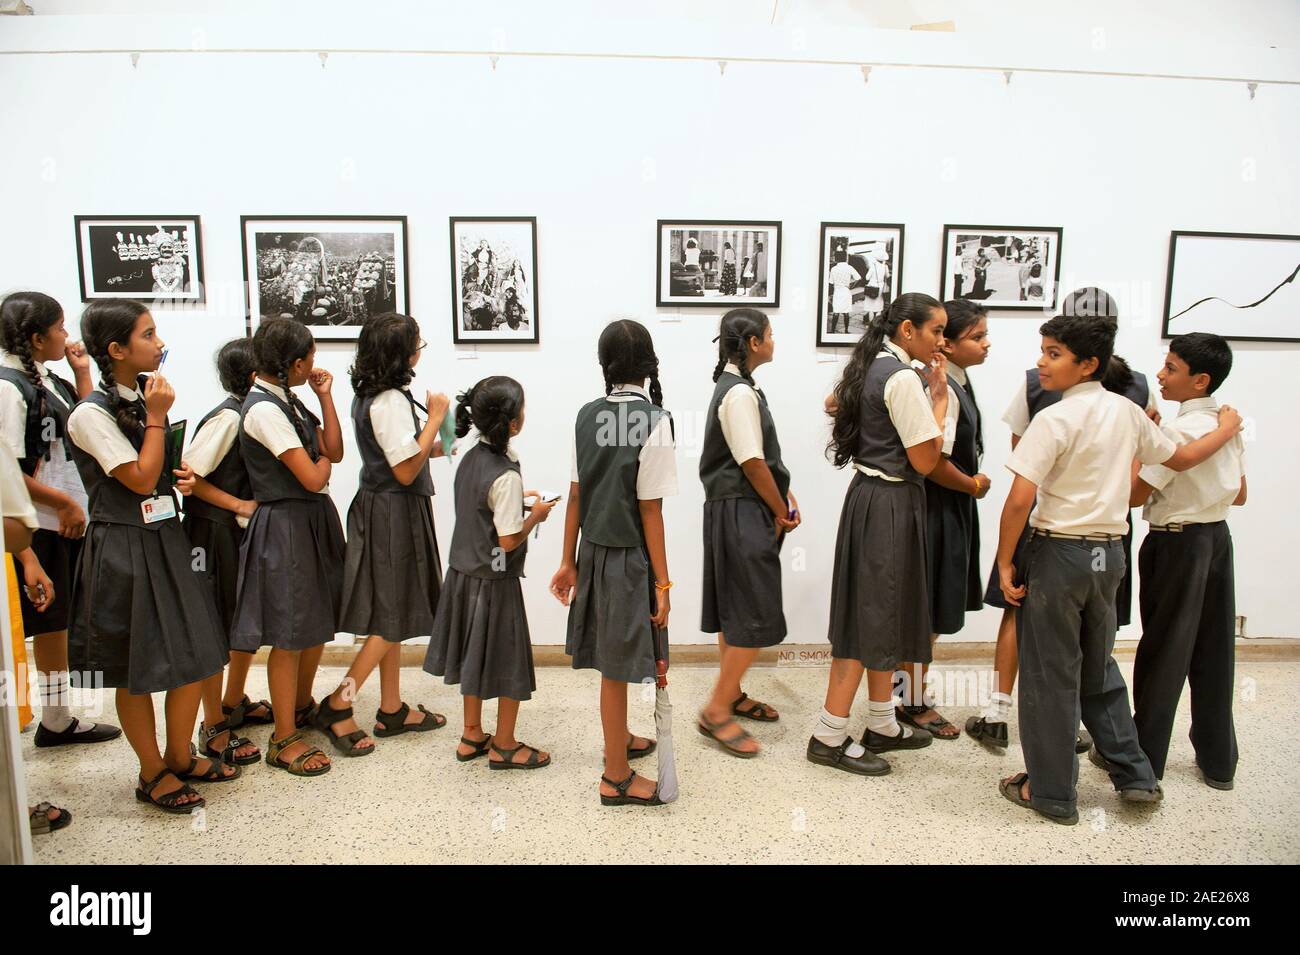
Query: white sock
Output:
[[38, 671, 76, 732], [814, 708, 867, 758], [984, 691, 1013, 722], [867, 698, 912, 738]]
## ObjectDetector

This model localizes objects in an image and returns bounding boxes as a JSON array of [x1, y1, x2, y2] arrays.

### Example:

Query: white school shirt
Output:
[[1007, 381, 1176, 536], [0, 443, 38, 530], [717, 362, 765, 466], [370, 388, 424, 467], [185, 398, 252, 528], [66, 382, 150, 477], [940, 363, 969, 458], [1001, 370, 1158, 438], [242, 380, 329, 495], [568, 380, 679, 500], [0, 351, 88, 531], [1139, 396, 1244, 526], [853, 339, 943, 482], [485, 444, 525, 536]]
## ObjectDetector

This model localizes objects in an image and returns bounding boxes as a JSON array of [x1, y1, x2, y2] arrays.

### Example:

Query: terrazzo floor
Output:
[[23, 661, 1300, 865]]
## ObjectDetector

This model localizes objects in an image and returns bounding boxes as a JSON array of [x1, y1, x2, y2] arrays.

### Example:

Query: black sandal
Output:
[[627, 733, 656, 759], [456, 733, 493, 762], [600, 770, 664, 807], [135, 769, 205, 814], [29, 801, 72, 834], [198, 720, 261, 766], [374, 702, 447, 737], [311, 694, 375, 756], [698, 712, 759, 758], [222, 694, 274, 728], [174, 754, 242, 784], [999, 772, 1078, 826], [489, 740, 551, 771], [898, 703, 961, 740], [732, 693, 779, 722], [294, 699, 318, 730]]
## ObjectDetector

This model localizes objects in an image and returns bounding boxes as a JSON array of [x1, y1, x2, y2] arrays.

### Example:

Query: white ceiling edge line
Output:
[[0, 46, 1297, 87]]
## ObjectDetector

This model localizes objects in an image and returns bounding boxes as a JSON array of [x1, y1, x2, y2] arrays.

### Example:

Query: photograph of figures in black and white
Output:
[[75, 216, 204, 304], [816, 223, 903, 346], [451, 218, 539, 344], [941, 225, 1061, 312], [242, 217, 408, 340], [657, 221, 781, 307]]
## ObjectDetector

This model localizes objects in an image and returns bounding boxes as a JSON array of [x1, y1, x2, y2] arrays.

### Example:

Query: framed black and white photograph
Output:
[[1162, 231, 1300, 343], [74, 215, 204, 304], [450, 217, 539, 344], [940, 225, 1062, 312], [240, 215, 409, 340], [816, 222, 905, 346], [656, 220, 781, 308]]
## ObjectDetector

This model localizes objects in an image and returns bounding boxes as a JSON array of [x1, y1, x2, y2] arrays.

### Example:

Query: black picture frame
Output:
[[939, 224, 1063, 312], [240, 214, 410, 341], [449, 216, 540, 345], [73, 214, 205, 305], [815, 221, 906, 347], [1161, 230, 1300, 343], [656, 219, 782, 308]]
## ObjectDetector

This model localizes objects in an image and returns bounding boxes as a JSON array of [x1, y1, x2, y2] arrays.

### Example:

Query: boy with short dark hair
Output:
[[1127, 332, 1245, 791], [995, 315, 1242, 825]]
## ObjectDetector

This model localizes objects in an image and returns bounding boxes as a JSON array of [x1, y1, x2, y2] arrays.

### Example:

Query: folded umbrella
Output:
[[652, 623, 678, 803]]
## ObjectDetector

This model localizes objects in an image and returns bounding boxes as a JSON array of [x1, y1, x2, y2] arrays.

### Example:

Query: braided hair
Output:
[[215, 337, 258, 399], [827, 292, 943, 468], [0, 291, 63, 453], [454, 375, 524, 455], [348, 312, 418, 399], [80, 300, 150, 445], [252, 318, 317, 459], [597, 319, 664, 408], [712, 307, 769, 385]]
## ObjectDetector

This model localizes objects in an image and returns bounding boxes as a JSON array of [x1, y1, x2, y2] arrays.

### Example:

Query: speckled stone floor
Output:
[[23, 662, 1299, 864]]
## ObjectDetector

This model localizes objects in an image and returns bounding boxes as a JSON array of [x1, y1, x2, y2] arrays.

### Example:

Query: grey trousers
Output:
[[1017, 535, 1158, 818]]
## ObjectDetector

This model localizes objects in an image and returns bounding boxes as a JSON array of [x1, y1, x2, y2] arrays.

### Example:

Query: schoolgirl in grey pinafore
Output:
[[827, 351, 932, 670], [700, 366, 791, 647], [339, 390, 443, 641], [566, 393, 669, 684], [423, 441, 535, 701], [924, 372, 983, 635], [67, 387, 227, 693], [183, 395, 250, 633], [229, 384, 345, 652]]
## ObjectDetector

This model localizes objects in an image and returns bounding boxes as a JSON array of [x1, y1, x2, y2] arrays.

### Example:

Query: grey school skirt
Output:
[[423, 569, 535, 701], [565, 538, 657, 685], [827, 472, 932, 670], [339, 489, 443, 642], [701, 497, 787, 648]]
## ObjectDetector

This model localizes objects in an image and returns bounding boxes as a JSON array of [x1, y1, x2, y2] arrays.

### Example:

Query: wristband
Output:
[[972, 476, 982, 496], [145, 424, 165, 432], [655, 580, 673, 592]]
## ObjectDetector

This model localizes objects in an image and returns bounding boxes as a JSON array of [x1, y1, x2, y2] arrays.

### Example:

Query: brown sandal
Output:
[[732, 693, 779, 722], [697, 712, 759, 758], [266, 732, 331, 777], [135, 769, 205, 814]]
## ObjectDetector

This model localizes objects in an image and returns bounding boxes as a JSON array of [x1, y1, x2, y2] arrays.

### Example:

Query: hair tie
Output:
[[711, 335, 720, 343]]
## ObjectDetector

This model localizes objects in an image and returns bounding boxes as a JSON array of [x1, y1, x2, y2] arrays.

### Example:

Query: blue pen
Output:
[[159, 348, 169, 367]]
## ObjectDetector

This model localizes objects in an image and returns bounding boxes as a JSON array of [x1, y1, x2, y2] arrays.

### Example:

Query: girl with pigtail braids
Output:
[[229, 318, 346, 778], [425, 375, 554, 768], [809, 292, 950, 779], [65, 299, 233, 813], [0, 291, 121, 748], [697, 308, 799, 759], [551, 319, 677, 807]]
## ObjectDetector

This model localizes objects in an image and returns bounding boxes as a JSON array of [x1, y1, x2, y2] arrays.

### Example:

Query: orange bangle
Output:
[[655, 580, 673, 591]]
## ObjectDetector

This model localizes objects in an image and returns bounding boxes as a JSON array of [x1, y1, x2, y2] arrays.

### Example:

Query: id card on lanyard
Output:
[[141, 493, 177, 524]]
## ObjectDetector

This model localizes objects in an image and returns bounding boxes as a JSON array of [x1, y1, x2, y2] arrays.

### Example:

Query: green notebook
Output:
[[166, 420, 187, 479]]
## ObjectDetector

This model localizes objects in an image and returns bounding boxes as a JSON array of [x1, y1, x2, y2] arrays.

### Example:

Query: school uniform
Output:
[[1007, 380, 1172, 818], [339, 389, 443, 641], [229, 381, 345, 652], [984, 366, 1155, 626], [924, 363, 983, 635], [699, 362, 790, 648], [1133, 397, 1243, 783], [65, 383, 227, 694], [0, 352, 86, 635], [827, 339, 939, 670], [181, 395, 250, 633], [423, 440, 534, 701], [566, 381, 677, 684]]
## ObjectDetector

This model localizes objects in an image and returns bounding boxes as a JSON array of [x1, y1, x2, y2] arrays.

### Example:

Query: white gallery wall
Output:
[[1, 2, 1297, 644]]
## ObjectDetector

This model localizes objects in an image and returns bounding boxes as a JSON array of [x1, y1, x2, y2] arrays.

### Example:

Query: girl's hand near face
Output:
[[65, 341, 91, 374], [927, 354, 949, 402], [426, 391, 450, 420], [308, 368, 333, 396], [143, 373, 175, 419]]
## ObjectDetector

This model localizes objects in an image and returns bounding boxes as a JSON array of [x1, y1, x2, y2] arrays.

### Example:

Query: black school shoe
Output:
[[1075, 729, 1093, 754], [1197, 760, 1234, 791], [34, 718, 122, 748], [862, 724, 933, 753], [806, 735, 891, 776], [965, 716, 1009, 749]]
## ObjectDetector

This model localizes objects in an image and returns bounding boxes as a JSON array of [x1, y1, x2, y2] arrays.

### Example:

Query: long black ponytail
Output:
[[454, 375, 524, 455], [1, 291, 63, 450], [80, 299, 150, 445], [827, 291, 942, 468], [712, 307, 769, 385]]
